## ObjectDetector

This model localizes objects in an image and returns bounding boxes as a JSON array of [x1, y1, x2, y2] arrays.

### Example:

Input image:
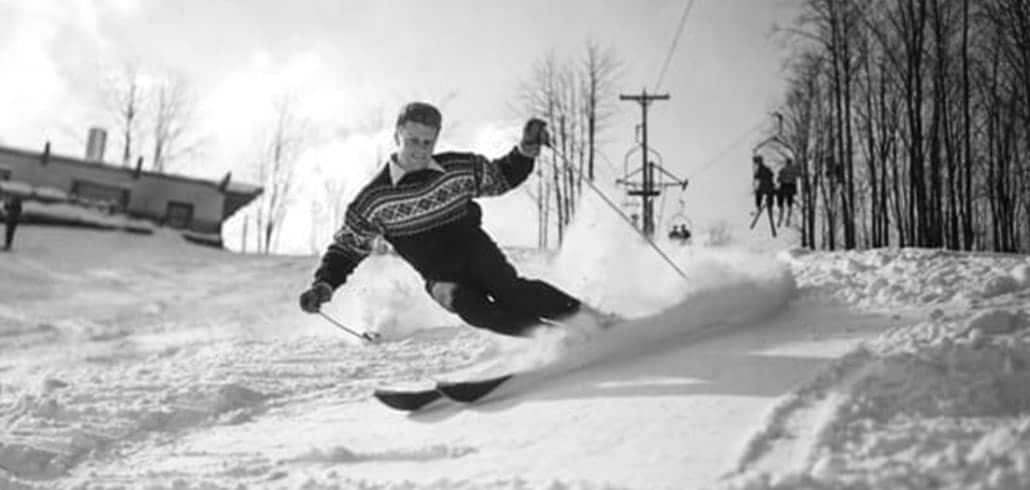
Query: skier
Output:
[[3, 193, 23, 251], [299, 102, 605, 337], [678, 224, 692, 241], [776, 158, 800, 227], [752, 155, 776, 212], [749, 155, 777, 236], [668, 224, 691, 242]]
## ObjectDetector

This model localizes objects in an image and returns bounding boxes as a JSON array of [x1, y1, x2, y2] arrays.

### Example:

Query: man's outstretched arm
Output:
[[474, 118, 549, 197]]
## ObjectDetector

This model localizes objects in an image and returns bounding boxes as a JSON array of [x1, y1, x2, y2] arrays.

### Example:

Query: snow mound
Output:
[[982, 273, 1021, 298], [790, 249, 1030, 310], [1011, 263, 1030, 288], [289, 443, 477, 464], [723, 306, 1030, 490], [965, 309, 1028, 336], [0, 378, 269, 481]]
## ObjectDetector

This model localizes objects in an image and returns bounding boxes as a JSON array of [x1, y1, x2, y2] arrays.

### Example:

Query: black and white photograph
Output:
[[2, 1, 1030, 488]]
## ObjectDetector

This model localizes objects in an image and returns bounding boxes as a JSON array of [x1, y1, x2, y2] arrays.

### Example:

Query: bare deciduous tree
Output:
[[517, 43, 623, 248], [101, 64, 147, 166], [97, 64, 206, 173], [582, 41, 622, 183], [253, 93, 309, 254], [150, 74, 203, 173], [778, 0, 1030, 253]]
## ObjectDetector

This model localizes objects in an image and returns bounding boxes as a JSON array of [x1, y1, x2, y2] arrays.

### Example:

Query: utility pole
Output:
[[620, 89, 670, 237]]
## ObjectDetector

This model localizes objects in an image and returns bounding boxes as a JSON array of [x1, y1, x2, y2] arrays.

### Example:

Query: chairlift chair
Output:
[[666, 199, 693, 242]]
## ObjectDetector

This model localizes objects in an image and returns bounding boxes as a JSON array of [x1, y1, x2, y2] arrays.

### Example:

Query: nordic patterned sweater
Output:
[[313, 146, 535, 289]]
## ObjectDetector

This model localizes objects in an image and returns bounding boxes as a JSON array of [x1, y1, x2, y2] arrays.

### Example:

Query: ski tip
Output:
[[373, 388, 443, 412], [436, 374, 515, 403]]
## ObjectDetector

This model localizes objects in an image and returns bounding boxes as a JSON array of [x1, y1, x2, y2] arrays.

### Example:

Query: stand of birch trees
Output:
[[779, 0, 1030, 253], [517, 42, 623, 248]]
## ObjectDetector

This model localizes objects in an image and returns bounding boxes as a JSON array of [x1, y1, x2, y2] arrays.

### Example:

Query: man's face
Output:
[[395, 121, 439, 169]]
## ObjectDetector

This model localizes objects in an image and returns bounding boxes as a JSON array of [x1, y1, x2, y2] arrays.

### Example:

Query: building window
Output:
[[0, 168, 10, 180], [165, 201, 194, 229], [71, 180, 129, 211]]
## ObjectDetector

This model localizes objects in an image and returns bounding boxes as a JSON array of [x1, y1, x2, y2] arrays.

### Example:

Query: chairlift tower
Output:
[[618, 89, 688, 237]]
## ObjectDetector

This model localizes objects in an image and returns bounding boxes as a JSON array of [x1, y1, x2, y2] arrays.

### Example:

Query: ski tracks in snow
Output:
[[727, 342, 879, 483]]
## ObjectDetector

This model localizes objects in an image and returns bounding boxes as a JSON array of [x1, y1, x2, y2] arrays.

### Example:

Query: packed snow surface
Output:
[[1, 220, 1029, 489]]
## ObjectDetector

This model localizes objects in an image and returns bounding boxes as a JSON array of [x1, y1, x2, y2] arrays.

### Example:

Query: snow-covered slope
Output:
[[724, 248, 1030, 490], [1, 220, 1029, 489]]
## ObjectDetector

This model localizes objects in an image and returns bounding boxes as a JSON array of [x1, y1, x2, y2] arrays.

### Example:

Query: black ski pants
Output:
[[426, 228, 579, 337], [3, 220, 16, 250]]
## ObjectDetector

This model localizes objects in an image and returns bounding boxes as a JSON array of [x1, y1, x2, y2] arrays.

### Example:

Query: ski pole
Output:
[[318, 310, 381, 344], [317, 311, 435, 382], [545, 144, 689, 282]]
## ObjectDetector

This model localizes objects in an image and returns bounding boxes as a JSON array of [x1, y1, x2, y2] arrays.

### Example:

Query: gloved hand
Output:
[[518, 118, 550, 158], [299, 282, 334, 313]]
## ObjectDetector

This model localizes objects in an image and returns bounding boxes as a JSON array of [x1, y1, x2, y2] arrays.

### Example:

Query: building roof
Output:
[[224, 180, 262, 195], [0, 143, 263, 196]]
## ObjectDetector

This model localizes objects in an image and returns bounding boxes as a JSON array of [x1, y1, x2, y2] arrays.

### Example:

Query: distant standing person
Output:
[[3, 194, 23, 251], [776, 158, 801, 227]]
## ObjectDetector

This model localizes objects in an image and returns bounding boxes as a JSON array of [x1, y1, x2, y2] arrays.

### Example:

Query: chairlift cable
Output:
[[547, 145, 688, 281], [688, 116, 767, 180], [657, 185, 669, 231], [596, 149, 623, 178], [655, 0, 698, 92]]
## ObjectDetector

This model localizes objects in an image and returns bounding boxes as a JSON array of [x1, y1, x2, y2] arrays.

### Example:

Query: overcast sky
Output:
[[0, 0, 802, 251]]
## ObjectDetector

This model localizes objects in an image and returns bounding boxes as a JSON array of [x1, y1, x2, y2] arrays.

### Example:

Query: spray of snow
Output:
[[475, 188, 798, 374]]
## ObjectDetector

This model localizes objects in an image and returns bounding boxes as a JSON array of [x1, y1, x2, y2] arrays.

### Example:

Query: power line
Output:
[[595, 150, 622, 177], [688, 116, 768, 180], [654, 0, 698, 92], [547, 145, 689, 281]]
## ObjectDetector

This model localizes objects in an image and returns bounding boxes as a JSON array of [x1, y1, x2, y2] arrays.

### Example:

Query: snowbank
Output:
[[723, 249, 1030, 490], [20, 201, 155, 234], [789, 248, 1030, 311]]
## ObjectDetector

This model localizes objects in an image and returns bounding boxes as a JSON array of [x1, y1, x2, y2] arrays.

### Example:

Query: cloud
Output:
[[0, 7, 69, 145], [205, 49, 398, 253], [0, 0, 143, 150], [198, 50, 369, 178]]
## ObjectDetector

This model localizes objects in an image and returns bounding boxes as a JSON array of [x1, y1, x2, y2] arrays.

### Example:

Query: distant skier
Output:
[[749, 155, 777, 239], [299, 102, 605, 337], [3, 194, 23, 251], [776, 158, 800, 227], [668, 224, 691, 242], [752, 155, 775, 213]]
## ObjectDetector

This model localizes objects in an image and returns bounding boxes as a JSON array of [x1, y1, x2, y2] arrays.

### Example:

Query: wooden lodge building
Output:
[[0, 128, 262, 240]]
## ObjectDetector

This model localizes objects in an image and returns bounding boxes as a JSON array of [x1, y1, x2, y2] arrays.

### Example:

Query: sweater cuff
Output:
[[313, 274, 342, 291], [516, 143, 538, 159]]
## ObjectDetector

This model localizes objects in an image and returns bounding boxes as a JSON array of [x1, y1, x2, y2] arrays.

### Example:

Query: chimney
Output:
[[85, 127, 107, 162]]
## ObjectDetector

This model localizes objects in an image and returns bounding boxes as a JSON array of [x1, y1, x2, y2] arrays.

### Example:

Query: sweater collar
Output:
[[387, 154, 444, 185]]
